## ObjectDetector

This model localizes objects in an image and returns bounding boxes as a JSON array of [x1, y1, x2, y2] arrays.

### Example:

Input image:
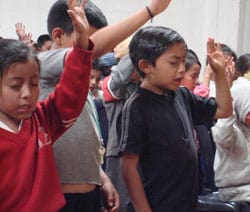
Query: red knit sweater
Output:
[[0, 42, 93, 212]]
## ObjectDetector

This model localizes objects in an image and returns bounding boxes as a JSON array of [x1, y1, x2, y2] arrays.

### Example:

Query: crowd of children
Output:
[[1, 0, 250, 211]]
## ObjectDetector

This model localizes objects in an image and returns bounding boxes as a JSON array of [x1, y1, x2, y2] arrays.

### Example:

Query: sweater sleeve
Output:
[[102, 54, 134, 102], [38, 40, 94, 141], [211, 114, 236, 149]]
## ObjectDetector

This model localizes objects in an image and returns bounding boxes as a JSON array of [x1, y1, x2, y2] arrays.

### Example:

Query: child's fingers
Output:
[[216, 42, 222, 51], [67, 0, 77, 11], [80, 0, 87, 11], [207, 37, 216, 54]]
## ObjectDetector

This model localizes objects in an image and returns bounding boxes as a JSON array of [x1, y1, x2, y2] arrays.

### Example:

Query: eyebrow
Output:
[[7, 75, 40, 81]]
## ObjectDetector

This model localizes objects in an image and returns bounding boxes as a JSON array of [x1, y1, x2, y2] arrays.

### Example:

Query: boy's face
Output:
[[40, 40, 52, 51], [0, 60, 40, 125], [141, 43, 186, 94], [181, 63, 201, 92], [89, 69, 102, 92]]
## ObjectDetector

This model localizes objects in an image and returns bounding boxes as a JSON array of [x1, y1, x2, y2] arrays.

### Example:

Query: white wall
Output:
[[1, 0, 250, 73]]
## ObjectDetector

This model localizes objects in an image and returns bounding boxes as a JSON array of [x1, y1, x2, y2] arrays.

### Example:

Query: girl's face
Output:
[[0, 60, 40, 127], [140, 43, 186, 94], [181, 63, 201, 91]]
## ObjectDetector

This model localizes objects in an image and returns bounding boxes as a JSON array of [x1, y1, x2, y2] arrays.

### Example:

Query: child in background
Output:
[[181, 49, 201, 93], [36, 34, 52, 51], [180, 48, 217, 194], [0, 0, 92, 210], [212, 76, 250, 204], [120, 26, 232, 211], [103, 54, 140, 211]]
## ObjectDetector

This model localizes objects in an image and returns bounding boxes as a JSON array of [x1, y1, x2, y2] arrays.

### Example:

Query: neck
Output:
[[0, 112, 20, 133]]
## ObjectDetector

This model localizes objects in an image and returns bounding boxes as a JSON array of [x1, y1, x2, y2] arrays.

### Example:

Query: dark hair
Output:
[[47, 0, 107, 37], [92, 58, 113, 77], [85, 0, 108, 29], [37, 34, 51, 48], [235, 53, 250, 76], [0, 39, 40, 77], [92, 59, 107, 72], [185, 49, 201, 71], [221, 43, 237, 62], [129, 26, 187, 78]]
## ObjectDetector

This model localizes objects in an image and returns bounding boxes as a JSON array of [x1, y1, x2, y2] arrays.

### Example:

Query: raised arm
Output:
[[43, 0, 93, 140], [91, 0, 172, 58], [207, 38, 232, 119], [67, 0, 89, 50]]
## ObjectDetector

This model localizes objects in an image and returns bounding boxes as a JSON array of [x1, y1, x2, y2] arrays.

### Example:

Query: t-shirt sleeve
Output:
[[180, 87, 217, 126], [119, 98, 145, 155]]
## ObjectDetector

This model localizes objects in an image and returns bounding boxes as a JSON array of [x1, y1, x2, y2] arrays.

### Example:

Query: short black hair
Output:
[[129, 26, 187, 78], [37, 34, 51, 48], [235, 54, 250, 76], [221, 43, 237, 62], [47, 0, 107, 37]]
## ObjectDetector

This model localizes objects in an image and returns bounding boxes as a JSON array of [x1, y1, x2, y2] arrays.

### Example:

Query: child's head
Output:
[[181, 49, 201, 91], [235, 54, 250, 78], [47, 0, 107, 48], [129, 26, 187, 92], [37, 34, 52, 51], [221, 43, 237, 62], [90, 59, 105, 92], [0, 39, 40, 124]]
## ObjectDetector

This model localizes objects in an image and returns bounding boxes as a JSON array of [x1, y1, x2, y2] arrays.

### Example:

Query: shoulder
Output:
[[38, 48, 68, 62]]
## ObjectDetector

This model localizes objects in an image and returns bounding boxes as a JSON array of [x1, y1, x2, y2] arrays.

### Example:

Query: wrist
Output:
[[145, 6, 154, 22]]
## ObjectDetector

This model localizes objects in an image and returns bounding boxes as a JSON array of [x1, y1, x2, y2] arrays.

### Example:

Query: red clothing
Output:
[[0, 43, 93, 212]]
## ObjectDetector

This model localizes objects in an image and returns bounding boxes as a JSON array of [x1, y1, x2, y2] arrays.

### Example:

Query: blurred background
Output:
[[1, 0, 250, 73]]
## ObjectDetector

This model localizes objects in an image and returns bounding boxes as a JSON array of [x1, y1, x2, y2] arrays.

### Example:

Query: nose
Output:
[[90, 78, 97, 87], [178, 62, 185, 74], [21, 84, 32, 99]]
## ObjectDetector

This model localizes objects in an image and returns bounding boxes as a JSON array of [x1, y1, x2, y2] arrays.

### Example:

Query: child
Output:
[[102, 54, 140, 211], [212, 59, 250, 203], [0, 0, 93, 211], [119, 26, 232, 211], [181, 49, 201, 92]]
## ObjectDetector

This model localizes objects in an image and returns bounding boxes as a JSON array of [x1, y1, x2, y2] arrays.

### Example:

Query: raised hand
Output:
[[148, 0, 172, 16], [67, 0, 89, 50], [207, 37, 226, 74], [15, 22, 26, 40]]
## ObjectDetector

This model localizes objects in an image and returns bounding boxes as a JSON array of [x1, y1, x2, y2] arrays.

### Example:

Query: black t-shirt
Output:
[[120, 87, 217, 212]]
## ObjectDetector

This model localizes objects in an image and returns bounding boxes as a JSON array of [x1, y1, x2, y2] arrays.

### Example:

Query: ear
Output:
[[51, 27, 64, 47], [138, 59, 153, 75]]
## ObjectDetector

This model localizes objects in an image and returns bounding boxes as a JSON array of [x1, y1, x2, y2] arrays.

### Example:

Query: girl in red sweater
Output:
[[0, 0, 93, 211]]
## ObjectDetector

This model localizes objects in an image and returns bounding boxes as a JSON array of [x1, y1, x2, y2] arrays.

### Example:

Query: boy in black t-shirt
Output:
[[119, 26, 232, 212]]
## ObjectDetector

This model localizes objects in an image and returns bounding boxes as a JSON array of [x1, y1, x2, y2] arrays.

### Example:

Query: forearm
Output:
[[54, 41, 93, 120], [121, 154, 152, 212], [214, 72, 232, 119], [201, 65, 213, 87], [91, 8, 151, 59], [212, 114, 236, 148]]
